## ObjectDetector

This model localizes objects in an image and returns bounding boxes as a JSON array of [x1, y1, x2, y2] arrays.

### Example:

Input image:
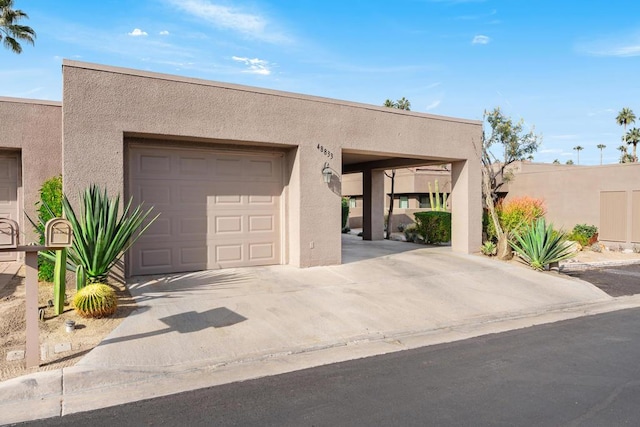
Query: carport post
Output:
[[362, 169, 385, 240]]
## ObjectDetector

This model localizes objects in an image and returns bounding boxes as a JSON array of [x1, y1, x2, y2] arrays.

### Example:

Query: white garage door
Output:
[[0, 155, 18, 262], [129, 145, 283, 276]]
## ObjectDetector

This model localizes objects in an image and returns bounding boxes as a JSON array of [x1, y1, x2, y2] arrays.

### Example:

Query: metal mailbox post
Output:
[[0, 218, 73, 368]]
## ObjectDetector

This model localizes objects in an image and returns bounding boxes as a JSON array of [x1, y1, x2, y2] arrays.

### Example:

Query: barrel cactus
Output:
[[73, 283, 118, 318]]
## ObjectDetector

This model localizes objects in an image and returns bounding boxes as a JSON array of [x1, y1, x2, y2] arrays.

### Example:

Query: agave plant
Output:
[[64, 185, 158, 288], [510, 218, 577, 271]]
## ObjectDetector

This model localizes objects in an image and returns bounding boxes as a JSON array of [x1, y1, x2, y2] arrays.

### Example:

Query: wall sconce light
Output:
[[322, 162, 332, 184]]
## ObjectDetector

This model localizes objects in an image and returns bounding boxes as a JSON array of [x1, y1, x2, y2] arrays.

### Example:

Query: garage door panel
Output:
[[129, 146, 282, 275], [0, 155, 18, 262], [138, 154, 172, 175]]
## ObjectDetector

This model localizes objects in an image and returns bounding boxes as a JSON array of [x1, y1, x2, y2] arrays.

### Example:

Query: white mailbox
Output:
[[0, 218, 19, 249], [44, 218, 73, 248]]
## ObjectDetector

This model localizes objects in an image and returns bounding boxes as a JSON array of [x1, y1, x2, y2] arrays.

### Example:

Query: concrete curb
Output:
[[2, 294, 640, 425], [561, 259, 640, 271]]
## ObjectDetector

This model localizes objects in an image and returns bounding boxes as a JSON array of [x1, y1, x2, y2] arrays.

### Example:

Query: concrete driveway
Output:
[[4, 234, 628, 422], [77, 235, 609, 370]]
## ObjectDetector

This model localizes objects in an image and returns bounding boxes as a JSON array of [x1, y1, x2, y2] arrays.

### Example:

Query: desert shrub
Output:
[[341, 197, 350, 230], [33, 176, 63, 281], [481, 240, 497, 256], [568, 224, 598, 247], [73, 283, 118, 318], [510, 218, 577, 271], [499, 197, 546, 234], [414, 211, 451, 244], [633, 244, 640, 254]]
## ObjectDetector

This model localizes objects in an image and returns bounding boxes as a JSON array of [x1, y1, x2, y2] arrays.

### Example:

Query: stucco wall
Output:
[[0, 97, 62, 244], [505, 162, 640, 245], [62, 60, 482, 267]]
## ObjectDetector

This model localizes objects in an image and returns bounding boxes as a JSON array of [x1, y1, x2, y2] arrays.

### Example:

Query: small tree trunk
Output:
[[496, 234, 513, 260], [385, 170, 396, 239]]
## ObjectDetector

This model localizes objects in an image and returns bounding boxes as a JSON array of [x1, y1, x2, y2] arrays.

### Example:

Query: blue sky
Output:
[[3, 0, 640, 165]]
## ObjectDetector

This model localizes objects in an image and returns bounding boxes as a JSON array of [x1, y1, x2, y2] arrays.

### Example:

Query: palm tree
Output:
[[596, 144, 606, 165], [625, 127, 640, 161], [573, 145, 584, 165], [0, 0, 36, 54], [396, 97, 411, 111], [616, 107, 636, 148], [617, 145, 632, 163]]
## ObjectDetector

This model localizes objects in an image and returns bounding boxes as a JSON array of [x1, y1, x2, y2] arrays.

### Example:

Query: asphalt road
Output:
[[565, 263, 640, 297], [19, 307, 640, 427]]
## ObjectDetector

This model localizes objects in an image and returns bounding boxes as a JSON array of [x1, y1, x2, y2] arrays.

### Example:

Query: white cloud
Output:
[[425, 100, 441, 110], [472, 35, 490, 45], [167, 0, 288, 43], [232, 56, 272, 75], [128, 28, 148, 37], [159, 30, 170, 36]]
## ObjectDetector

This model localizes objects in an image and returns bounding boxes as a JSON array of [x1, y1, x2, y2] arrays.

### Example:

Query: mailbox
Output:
[[0, 218, 19, 249], [44, 218, 73, 248]]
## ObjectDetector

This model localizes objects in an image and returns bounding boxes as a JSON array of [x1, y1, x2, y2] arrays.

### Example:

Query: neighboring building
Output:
[[502, 161, 640, 249], [343, 167, 451, 231], [0, 60, 482, 277]]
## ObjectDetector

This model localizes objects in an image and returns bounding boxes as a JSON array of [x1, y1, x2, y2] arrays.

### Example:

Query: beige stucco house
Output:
[[0, 60, 483, 277]]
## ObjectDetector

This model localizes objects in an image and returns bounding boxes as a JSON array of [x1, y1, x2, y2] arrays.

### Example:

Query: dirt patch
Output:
[[0, 266, 135, 381]]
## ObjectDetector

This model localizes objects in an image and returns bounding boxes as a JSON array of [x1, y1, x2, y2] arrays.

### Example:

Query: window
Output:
[[399, 196, 409, 209], [349, 198, 356, 208], [419, 195, 429, 208]]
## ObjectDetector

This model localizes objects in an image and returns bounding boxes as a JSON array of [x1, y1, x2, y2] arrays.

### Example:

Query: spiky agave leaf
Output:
[[510, 218, 577, 271], [63, 185, 159, 288]]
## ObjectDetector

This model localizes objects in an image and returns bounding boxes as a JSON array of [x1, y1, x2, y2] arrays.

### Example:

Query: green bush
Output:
[[414, 211, 451, 244], [568, 224, 598, 247], [35, 176, 63, 281], [341, 197, 350, 230]]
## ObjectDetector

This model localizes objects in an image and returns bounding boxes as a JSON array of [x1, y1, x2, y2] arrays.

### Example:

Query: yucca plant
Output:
[[510, 218, 577, 271], [64, 185, 158, 289], [73, 283, 118, 318]]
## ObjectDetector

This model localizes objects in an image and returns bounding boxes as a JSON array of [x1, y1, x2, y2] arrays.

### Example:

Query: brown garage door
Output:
[[128, 145, 283, 276], [0, 154, 18, 262]]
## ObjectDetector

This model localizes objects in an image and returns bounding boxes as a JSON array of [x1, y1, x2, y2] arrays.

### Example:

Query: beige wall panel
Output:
[[632, 191, 640, 243], [600, 191, 627, 242]]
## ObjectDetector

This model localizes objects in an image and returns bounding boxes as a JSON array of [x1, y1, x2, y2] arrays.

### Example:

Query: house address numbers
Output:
[[317, 144, 334, 159]]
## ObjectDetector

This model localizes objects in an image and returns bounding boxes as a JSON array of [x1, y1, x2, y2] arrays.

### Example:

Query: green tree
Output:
[[625, 127, 640, 161], [566, 159, 574, 165], [573, 145, 584, 165], [382, 97, 411, 239], [0, 0, 35, 54], [596, 144, 606, 165], [477, 107, 540, 259], [618, 144, 633, 163], [616, 107, 636, 149]]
